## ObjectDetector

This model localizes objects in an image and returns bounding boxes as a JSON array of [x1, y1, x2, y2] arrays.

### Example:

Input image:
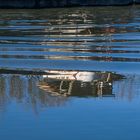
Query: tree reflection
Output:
[[0, 74, 68, 113]]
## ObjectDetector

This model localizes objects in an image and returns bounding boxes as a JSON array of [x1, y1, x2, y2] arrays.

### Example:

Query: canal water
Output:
[[0, 6, 140, 140]]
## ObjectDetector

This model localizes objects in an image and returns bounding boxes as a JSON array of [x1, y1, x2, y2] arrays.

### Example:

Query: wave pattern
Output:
[[0, 7, 140, 73]]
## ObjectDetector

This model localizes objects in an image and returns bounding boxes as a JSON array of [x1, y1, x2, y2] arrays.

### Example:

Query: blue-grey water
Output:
[[0, 6, 140, 140]]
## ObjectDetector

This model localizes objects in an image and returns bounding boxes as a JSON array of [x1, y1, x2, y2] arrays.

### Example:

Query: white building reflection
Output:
[[0, 70, 140, 113], [38, 70, 123, 97]]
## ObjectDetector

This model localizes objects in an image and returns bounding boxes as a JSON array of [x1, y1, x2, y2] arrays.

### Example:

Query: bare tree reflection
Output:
[[0, 74, 68, 113], [114, 75, 140, 101], [0, 75, 8, 112]]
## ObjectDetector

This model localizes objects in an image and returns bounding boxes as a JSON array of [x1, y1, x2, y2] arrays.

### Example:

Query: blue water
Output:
[[0, 6, 140, 140]]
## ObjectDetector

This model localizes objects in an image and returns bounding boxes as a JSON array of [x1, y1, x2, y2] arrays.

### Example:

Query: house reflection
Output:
[[1, 70, 139, 113], [38, 70, 123, 97]]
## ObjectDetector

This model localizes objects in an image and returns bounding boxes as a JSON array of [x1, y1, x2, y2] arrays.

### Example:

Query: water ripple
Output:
[[0, 7, 140, 74]]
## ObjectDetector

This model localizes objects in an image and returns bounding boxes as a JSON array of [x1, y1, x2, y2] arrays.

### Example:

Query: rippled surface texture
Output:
[[0, 6, 140, 140]]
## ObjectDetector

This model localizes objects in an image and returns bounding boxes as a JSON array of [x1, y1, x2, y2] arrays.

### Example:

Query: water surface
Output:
[[0, 6, 140, 140]]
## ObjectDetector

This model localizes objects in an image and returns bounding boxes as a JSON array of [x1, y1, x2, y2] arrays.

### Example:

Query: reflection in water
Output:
[[1, 70, 140, 113], [0, 7, 140, 112], [0, 70, 125, 112], [0, 70, 123, 111], [0, 6, 140, 72], [0, 7, 140, 140], [0, 74, 68, 113], [39, 71, 123, 97]]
